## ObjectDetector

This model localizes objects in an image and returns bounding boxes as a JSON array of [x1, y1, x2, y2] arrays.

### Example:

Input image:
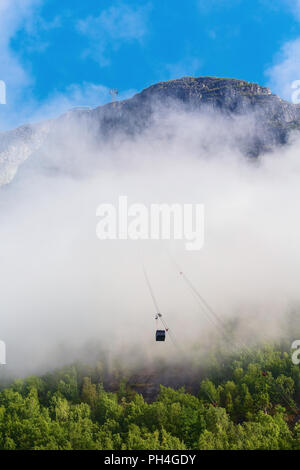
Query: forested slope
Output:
[[1, 342, 300, 450]]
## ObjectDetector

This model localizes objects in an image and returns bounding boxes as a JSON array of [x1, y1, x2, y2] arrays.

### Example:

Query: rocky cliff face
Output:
[[0, 122, 51, 185], [91, 77, 300, 152], [1, 76, 300, 185]]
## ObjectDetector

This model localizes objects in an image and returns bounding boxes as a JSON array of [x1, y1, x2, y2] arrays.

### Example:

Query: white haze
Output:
[[0, 103, 300, 377]]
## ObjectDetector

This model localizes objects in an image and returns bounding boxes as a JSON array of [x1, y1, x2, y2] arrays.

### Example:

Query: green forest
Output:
[[1, 339, 300, 450]]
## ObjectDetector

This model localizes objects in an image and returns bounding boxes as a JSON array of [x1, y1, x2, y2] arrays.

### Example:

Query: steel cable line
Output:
[[142, 263, 180, 350], [163, 248, 298, 413]]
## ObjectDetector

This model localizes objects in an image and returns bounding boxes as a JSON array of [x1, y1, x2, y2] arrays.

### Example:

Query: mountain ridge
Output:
[[1, 76, 300, 185]]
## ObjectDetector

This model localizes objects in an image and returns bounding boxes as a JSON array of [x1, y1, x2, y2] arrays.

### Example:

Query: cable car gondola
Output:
[[156, 330, 166, 341]]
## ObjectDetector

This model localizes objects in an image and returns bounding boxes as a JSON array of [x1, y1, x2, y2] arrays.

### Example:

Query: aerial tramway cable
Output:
[[162, 248, 245, 353], [142, 264, 180, 349], [141, 245, 297, 413], [163, 248, 298, 413], [142, 261, 217, 405]]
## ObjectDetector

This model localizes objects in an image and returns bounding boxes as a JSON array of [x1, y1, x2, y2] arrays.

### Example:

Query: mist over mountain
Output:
[[1, 76, 300, 186], [1, 76, 300, 379]]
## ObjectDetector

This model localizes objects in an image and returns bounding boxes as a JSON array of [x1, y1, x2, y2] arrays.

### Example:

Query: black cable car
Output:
[[156, 330, 166, 341]]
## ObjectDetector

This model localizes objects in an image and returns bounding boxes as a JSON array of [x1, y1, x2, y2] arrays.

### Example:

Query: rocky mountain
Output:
[[1, 76, 300, 185]]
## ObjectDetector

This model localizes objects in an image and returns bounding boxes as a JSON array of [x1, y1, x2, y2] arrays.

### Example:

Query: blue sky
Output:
[[1, 0, 300, 129]]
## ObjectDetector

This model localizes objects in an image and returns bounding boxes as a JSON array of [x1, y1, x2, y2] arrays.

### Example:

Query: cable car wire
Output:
[[163, 248, 298, 413], [142, 263, 180, 350]]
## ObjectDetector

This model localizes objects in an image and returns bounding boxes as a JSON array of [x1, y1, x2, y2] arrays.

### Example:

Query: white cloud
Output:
[[266, 38, 300, 100], [266, 1, 300, 100], [284, 0, 300, 20], [164, 57, 202, 81], [0, 2, 136, 130], [30, 82, 111, 121], [0, 0, 41, 89], [26, 82, 135, 123], [0, 0, 44, 129], [20, 12, 62, 53], [1, 78, 136, 132], [77, 3, 150, 66], [197, 0, 241, 13]]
